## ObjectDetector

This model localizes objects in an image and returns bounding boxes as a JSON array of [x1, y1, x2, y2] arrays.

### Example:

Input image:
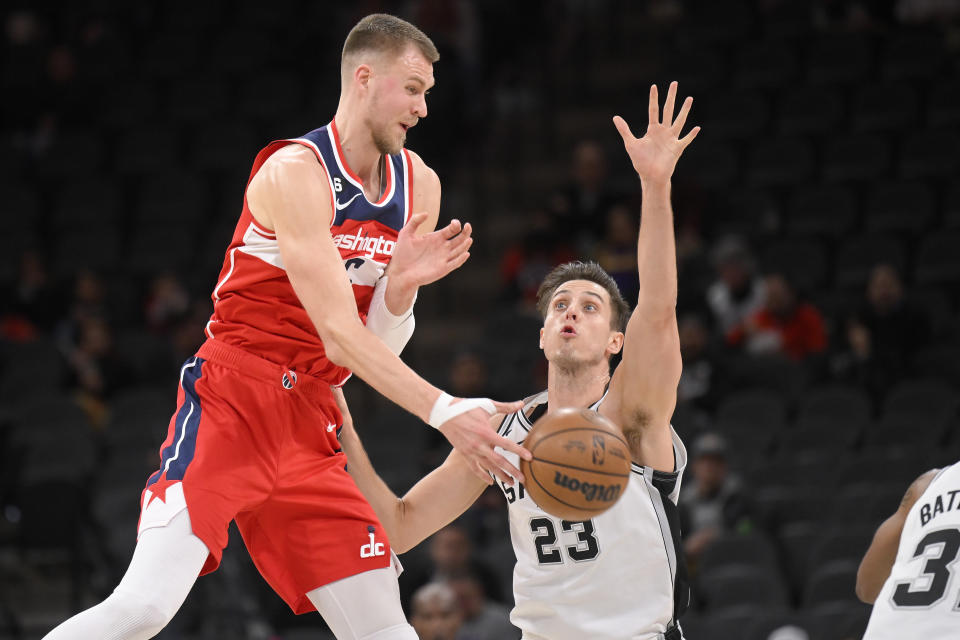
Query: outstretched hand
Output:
[[613, 81, 700, 185], [386, 212, 473, 289]]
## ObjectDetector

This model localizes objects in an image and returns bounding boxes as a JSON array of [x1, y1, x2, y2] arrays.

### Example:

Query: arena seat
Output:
[[699, 565, 790, 610], [851, 83, 920, 132], [821, 133, 892, 183], [863, 180, 935, 235], [834, 234, 906, 288]]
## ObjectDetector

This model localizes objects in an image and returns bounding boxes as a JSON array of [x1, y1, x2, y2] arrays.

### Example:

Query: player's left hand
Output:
[[387, 212, 473, 289], [613, 81, 700, 185]]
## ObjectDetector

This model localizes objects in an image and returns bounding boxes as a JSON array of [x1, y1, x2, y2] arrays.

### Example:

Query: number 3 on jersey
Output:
[[892, 527, 960, 608], [529, 517, 600, 564]]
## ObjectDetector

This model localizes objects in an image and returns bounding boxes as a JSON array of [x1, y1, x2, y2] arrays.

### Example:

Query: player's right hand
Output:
[[437, 401, 531, 485], [387, 212, 473, 289]]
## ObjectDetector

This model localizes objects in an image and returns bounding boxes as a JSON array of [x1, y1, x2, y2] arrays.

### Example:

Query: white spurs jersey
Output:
[[496, 391, 690, 640], [864, 463, 960, 640]]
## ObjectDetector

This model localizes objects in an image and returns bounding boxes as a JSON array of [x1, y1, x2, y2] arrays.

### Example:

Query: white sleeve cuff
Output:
[[365, 275, 416, 355]]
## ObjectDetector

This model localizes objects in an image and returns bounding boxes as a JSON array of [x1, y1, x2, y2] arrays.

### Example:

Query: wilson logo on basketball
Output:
[[552, 472, 623, 503]]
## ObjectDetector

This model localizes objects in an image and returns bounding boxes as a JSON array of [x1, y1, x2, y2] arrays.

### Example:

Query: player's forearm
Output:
[[282, 249, 440, 421], [322, 319, 438, 420], [392, 453, 485, 552], [339, 428, 407, 544], [635, 179, 678, 316], [382, 272, 418, 315], [856, 515, 902, 603], [342, 429, 480, 553]]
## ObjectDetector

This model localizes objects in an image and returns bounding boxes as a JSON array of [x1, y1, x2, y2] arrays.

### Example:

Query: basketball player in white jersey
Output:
[[858, 462, 960, 638], [338, 82, 700, 640], [44, 14, 528, 640]]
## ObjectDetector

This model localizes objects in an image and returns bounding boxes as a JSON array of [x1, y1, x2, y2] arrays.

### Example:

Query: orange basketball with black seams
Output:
[[519, 407, 631, 521]]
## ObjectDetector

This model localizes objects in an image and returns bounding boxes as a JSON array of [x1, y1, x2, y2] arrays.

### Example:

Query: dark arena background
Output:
[[2, 1, 959, 639]]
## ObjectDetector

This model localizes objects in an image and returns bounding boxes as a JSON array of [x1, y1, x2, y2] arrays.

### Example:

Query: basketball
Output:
[[520, 407, 632, 521]]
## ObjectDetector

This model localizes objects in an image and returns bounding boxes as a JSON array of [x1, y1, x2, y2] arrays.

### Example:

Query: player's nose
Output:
[[414, 94, 427, 118]]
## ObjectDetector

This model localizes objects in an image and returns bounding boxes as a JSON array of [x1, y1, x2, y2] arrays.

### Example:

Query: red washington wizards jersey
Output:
[[204, 120, 414, 384]]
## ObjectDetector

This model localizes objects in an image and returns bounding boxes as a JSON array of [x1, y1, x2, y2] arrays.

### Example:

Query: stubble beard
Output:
[[550, 345, 606, 378], [371, 123, 403, 155], [367, 93, 404, 155]]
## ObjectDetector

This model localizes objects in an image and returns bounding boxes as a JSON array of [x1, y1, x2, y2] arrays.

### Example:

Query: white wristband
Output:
[[366, 275, 416, 355], [428, 392, 496, 429]]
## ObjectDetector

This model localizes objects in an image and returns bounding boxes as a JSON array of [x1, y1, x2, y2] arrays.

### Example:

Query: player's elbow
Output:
[[317, 323, 357, 367], [388, 500, 418, 554], [632, 301, 677, 327]]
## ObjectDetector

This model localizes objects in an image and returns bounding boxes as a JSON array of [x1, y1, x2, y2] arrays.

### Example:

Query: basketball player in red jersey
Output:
[[44, 14, 528, 640]]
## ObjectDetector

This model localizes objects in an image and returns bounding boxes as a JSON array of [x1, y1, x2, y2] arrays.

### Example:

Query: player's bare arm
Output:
[[857, 468, 940, 603], [334, 387, 491, 552], [601, 81, 699, 472], [247, 145, 528, 484]]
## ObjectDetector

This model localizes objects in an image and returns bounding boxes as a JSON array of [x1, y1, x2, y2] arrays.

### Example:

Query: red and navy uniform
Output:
[[141, 121, 413, 614]]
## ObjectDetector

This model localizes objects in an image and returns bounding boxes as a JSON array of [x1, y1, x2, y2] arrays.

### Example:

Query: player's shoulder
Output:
[[255, 143, 325, 184], [270, 141, 318, 164], [901, 467, 941, 511], [404, 149, 440, 187], [496, 391, 547, 438]]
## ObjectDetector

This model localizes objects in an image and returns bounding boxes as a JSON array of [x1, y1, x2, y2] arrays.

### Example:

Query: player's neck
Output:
[[331, 112, 383, 193], [546, 365, 609, 412]]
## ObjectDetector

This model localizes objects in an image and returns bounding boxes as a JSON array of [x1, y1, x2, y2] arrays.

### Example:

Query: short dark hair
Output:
[[536, 261, 631, 332], [342, 14, 439, 69]]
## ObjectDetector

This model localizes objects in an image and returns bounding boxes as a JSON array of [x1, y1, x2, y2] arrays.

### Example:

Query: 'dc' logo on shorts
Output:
[[282, 371, 298, 390]]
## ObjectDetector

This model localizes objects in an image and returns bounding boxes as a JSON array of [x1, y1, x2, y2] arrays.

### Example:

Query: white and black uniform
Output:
[[863, 462, 960, 640], [496, 391, 690, 640]]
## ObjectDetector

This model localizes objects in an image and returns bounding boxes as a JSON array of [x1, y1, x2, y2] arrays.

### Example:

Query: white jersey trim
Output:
[[238, 221, 285, 270], [289, 136, 339, 228], [324, 126, 396, 208]]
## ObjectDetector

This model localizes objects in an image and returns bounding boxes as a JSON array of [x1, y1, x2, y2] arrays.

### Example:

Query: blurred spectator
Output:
[[831, 263, 929, 394], [499, 209, 575, 307], [679, 433, 754, 567], [727, 272, 827, 361], [447, 572, 518, 640], [144, 273, 191, 334], [705, 236, 766, 335], [402, 521, 504, 611], [768, 626, 811, 640], [0, 249, 61, 340], [594, 204, 639, 303], [63, 315, 132, 426], [171, 300, 213, 366], [677, 313, 723, 411], [411, 581, 463, 640], [552, 140, 621, 248], [423, 348, 494, 469], [59, 268, 108, 327]]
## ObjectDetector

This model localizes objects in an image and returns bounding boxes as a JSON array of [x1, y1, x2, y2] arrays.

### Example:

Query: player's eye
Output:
[[407, 86, 417, 95], [585, 304, 597, 311], [555, 301, 567, 310]]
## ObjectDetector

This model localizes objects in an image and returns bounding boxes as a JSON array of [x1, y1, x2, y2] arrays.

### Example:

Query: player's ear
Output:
[[355, 63, 373, 90], [539, 327, 545, 350], [608, 331, 624, 355]]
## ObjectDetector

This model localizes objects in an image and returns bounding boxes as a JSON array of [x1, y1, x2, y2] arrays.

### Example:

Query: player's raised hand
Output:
[[431, 395, 531, 485], [387, 212, 473, 289], [613, 81, 700, 185]]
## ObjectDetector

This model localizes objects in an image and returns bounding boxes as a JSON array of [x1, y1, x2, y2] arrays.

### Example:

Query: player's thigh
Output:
[[119, 508, 210, 616], [306, 566, 416, 640]]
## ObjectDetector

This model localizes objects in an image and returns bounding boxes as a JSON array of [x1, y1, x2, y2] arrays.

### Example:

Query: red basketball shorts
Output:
[[138, 339, 392, 614]]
